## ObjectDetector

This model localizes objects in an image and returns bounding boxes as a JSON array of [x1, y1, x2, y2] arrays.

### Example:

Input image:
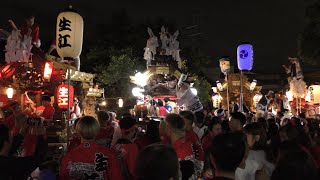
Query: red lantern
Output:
[[57, 84, 74, 109], [1, 64, 16, 79], [43, 62, 53, 81]]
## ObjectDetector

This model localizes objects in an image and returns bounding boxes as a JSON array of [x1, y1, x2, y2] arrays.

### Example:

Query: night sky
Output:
[[0, 0, 310, 72]]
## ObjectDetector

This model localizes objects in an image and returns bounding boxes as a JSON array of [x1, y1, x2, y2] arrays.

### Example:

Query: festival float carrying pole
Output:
[[226, 74, 230, 116], [237, 43, 253, 113], [240, 70, 244, 112], [56, 5, 84, 149], [67, 62, 71, 147]]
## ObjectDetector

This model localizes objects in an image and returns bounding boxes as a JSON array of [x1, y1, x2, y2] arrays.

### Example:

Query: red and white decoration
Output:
[[57, 84, 74, 109]]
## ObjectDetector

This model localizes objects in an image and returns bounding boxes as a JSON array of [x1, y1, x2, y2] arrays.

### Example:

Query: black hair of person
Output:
[[210, 133, 246, 172]]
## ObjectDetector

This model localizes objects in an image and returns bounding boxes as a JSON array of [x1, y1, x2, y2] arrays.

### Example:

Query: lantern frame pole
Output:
[[296, 97, 298, 117], [226, 74, 230, 116], [239, 70, 244, 113], [67, 61, 71, 149]]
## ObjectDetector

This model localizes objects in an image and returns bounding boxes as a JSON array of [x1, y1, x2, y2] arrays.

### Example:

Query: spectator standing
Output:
[[96, 111, 114, 148], [209, 133, 247, 180], [134, 144, 181, 180], [60, 116, 122, 180], [229, 112, 246, 133], [180, 110, 204, 161], [113, 116, 139, 179], [0, 123, 47, 179]]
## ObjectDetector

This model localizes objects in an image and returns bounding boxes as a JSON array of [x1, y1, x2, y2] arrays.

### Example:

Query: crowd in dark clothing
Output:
[[1, 105, 320, 180]]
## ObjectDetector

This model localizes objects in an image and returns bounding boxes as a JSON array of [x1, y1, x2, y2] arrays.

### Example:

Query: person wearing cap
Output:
[[229, 112, 247, 133], [112, 116, 139, 179], [179, 110, 204, 161]]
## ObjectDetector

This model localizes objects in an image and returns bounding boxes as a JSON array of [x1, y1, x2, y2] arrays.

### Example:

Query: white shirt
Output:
[[235, 150, 275, 180], [111, 121, 122, 146], [192, 125, 207, 139]]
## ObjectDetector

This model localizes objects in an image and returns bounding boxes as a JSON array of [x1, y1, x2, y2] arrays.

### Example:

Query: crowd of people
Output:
[[1, 102, 320, 180]]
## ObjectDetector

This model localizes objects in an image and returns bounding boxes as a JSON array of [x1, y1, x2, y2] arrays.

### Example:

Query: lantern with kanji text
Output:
[[57, 84, 74, 109], [56, 6, 84, 59]]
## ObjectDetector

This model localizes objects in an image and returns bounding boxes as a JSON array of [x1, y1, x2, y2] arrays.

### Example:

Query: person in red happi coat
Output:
[[163, 113, 203, 178], [60, 116, 123, 180], [96, 110, 114, 148], [2, 100, 21, 133], [201, 117, 222, 152], [180, 110, 204, 161], [112, 116, 139, 179], [163, 113, 195, 160]]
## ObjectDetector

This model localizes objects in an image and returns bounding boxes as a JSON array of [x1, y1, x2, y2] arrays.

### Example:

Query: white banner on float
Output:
[[177, 88, 203, 113]]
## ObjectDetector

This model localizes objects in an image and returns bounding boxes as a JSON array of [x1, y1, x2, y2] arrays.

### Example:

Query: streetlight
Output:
[[118, 98, 123, 108]]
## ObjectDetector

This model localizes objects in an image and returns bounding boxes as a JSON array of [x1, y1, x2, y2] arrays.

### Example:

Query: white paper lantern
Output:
[[212, 93, 222, 108], [6, 87, 14, 99], [56, 8, 83, 59], [118, 98, 124, 108], [308, 85, 320, 104]]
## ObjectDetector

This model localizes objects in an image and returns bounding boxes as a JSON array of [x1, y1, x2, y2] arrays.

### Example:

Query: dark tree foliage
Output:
[[82, 9, 212, 105], [298, 0, 320, 65]]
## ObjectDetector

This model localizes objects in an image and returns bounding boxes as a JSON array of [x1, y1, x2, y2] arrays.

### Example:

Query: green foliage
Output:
[[193, 77, 212, 107], [181, 46, 211, 75], [93, 48, 144, 98], [298, 0, 320, 65], [81, 9, 213, 107]]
